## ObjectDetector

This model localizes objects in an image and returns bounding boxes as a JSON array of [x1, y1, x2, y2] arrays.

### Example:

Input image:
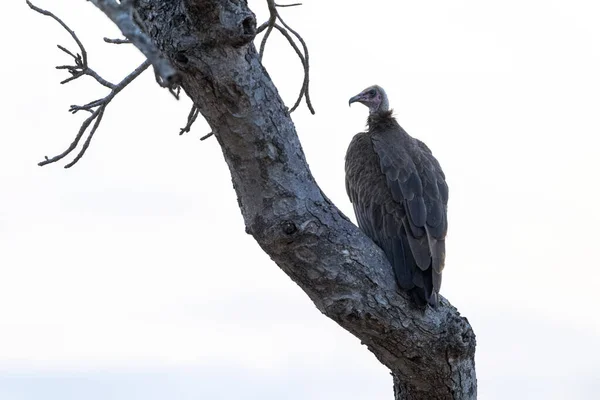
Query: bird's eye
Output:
[[368, 89, 376, 97]]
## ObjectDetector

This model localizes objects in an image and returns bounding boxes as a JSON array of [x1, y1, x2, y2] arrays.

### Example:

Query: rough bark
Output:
[[125, 1, 477, 398]]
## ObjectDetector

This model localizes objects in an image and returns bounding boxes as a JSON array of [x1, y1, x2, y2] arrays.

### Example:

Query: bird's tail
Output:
[[409, 287, 438, 308]]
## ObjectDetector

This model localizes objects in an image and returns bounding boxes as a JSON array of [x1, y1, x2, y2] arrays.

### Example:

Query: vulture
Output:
[[346, 85, 448, 307]]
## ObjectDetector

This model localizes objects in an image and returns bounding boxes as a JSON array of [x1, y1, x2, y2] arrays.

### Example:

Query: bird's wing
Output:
[[371, 129, 448, 294], [345, 132, 419, 292]]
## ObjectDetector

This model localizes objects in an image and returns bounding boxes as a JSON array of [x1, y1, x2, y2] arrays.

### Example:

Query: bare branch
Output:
[[275, 2, 302, 7], [27, 1, 116, 89], [257, 0, 315, 114], [27, 1, 154, 167], [56, 44, 79, 60], [26, 1, 87, 65], [277, 13, 314, 114], [84, 69, 116, 89], [179, 104, 200, 135], [268, 24, 304, 69], [64, 108, 105, 169], [38, 60, 151, 168], [199, 132, 214, 141], [103, 37, 132, 44], [69, 98, 105, 114], [88, 0, 178, 86], [258, 0, 277, 60]]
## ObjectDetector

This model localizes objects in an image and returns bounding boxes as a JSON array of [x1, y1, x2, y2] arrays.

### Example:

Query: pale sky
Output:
[[1, 1, 599, 399]]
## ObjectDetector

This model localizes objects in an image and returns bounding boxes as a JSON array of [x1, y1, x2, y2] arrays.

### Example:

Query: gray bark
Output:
[[127, 1, 477, 398]]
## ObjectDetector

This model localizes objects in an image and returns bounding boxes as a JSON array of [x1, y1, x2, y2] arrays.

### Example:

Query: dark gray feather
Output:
[[345, 111, 448, 307]]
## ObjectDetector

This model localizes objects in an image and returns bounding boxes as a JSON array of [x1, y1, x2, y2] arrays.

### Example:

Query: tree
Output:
[[27, 1, 477, 398]]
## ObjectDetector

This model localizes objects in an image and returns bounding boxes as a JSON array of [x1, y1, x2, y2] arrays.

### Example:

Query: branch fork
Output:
[[27, 1, 151, 168], [257, 0, 314, 114]]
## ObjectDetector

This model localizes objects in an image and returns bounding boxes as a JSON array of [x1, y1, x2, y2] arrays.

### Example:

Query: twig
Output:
[[63, 107, 106, 168], [179, 103, 212, 141], [258, 0, 277, 61], [276, 13, 314, 114], [26, 1, 87, 65], [180, 105, 200, 135], [38, 60, 151, 168], [200, 132, 214, 141], [267, 24, 304, 68], [257, 0, 315, 114], [27, 1, 116, 89], [89, 0, 178, 86], [103, 37, 132, 44], [27, 1, 156, 168]]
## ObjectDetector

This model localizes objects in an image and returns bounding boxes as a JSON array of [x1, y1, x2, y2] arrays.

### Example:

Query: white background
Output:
[[1, 1, 599, 399]]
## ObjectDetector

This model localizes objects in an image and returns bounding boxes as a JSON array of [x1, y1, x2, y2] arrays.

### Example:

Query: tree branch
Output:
[[27, 1, 153, 168], [257, 0, 314, 114], [88, 0, 178, 86], [276, 2, 303, 7], [199, 131, 215, 141], [179, 104, 200, 135], [103, 37, 132, 44], [39, 60, 150, 168], [27, 1, 116, 89]]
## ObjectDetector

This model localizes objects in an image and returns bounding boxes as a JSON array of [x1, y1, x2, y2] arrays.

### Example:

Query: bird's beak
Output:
[[349, 93, 363, 107]]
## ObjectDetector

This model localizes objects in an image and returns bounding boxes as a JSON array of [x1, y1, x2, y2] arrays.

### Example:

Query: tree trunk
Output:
[[129, 1, 477, 398]]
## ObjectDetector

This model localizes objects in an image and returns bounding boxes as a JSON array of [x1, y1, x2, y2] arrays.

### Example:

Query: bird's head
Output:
[[349, 85, 389, 115]]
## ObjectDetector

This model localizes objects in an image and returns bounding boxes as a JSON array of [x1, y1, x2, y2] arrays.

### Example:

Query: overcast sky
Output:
[[1, 0, 599, 399]]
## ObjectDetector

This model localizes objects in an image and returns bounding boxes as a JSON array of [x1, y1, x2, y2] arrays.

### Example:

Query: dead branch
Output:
[[257, 0, 314, 114], [199, 132, 215, 141], [27, 1, 155, 168], [180, 104, 200, 135], [258, 0, 277, 59], [27, 1, 115, 89], [39, 60, 151, 168], [179, 103, 212, 139], [104, 37, 132, 44], [88, 0, 177, 86]]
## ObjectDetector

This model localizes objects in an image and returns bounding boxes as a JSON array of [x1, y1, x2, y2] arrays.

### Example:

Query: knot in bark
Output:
[[282, 220, 297, 235], [183, 0, 257, 47]]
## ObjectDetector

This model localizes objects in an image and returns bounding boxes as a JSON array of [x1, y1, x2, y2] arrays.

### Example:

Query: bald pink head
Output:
[[349, 85, 390, 115]]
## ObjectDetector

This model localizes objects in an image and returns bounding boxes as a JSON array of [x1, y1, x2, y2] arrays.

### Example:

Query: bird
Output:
[[346, 85, 448, 307]]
